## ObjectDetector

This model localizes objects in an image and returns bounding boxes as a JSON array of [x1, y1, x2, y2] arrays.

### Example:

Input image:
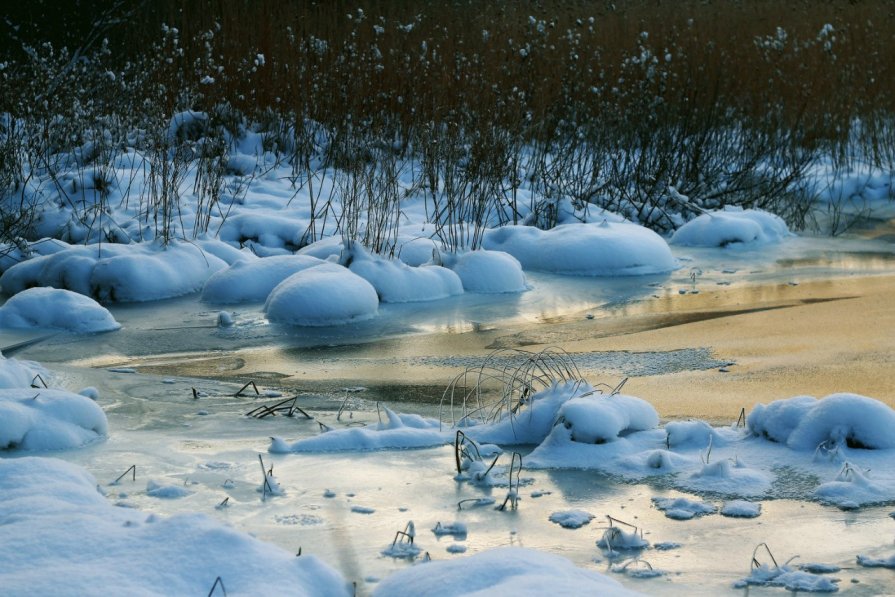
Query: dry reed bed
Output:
[[1, 0, 894, 251]]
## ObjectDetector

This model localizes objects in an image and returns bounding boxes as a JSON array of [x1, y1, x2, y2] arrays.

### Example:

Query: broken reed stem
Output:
[[607, 515, 642, 538], [336, 392, 351, 421], [258, 454, 273, 498], [112, 464, 136, 485], [245, 396, 311, 419], [235, 380, 260, 397], [498, 452, 522, 511], [207, 576, 226, 597], [736, 407, 746, 428], [751, 542, 779, 571], [30, 374, 48, 389]]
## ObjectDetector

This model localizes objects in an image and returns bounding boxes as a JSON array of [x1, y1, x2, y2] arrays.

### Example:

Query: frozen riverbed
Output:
[[3, 231, 895, 595]]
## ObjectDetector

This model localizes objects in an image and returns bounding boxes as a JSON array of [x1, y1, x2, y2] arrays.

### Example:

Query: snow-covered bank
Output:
[[0, 457, 351, 596]]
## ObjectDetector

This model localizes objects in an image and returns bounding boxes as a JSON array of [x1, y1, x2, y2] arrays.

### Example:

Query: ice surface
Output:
[[372, 547, 639, 596]]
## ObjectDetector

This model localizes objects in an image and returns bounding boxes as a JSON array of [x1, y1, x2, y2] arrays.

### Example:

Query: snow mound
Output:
[[857, 553, 895, 569], [464, 381, 597, 445], [0, 388, 108, 450], [652, 496, 717, 520], [665, 419, 729, 449], [1, 241, 227, 302], [548, 509, 595, 529], [270, 406, 445, 453], [721, 500, 762, 518], [748, 393, 895, 450], [348, 247, 463, 302], [0, 287, 120, 332], [372, 546, 638, 596], [482, 222, 676, 276], [264, 264, 379, 326], [444, 250, 527, 293], [670, 208, 790, 247], [0, 353, 47, 389], [202, 254, 327, 303], [0, 457, 350, 596], [218, 210, 310, 254], [554, 394, 659, 444], [687, 457, 773, 496], [735, 564, 839, 592]]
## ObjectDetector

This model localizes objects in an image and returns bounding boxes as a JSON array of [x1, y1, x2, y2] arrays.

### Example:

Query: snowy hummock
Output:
[[0, 240, 227, 302], [264, 264, 379, 326], [372, 546, 639, 596], [0, 287, 120, 332], [670, 207, 790, 247], [0, 388, 108, 451], [482, 221, 677, 276], [0, 457, 351, 596], [348, 244, 464, 302], [442, 250, 527, 293], [748, 393, 895, 450], [201, 254, 327, 303]]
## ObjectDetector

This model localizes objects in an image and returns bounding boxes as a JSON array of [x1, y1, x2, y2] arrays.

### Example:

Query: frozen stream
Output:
[[4, 233, 895, 595]]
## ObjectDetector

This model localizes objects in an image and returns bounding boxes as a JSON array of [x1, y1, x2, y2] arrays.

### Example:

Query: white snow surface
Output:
[[0, 287, 120, 332], [482, 222, 677, 276], [670, 208, 790, 247], [264, 264, 379, 326], [0, 388, 108, 451], [0, 240, 227, 302], [372, 546, 639, 596], [0, 457, 350, 596]]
